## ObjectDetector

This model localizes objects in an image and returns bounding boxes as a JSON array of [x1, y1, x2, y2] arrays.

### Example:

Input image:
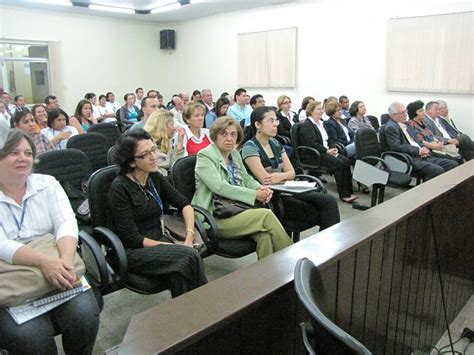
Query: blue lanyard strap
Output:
[[7, 199, 28, 235], [147, 179, 164, 212], [228, 159, 237, 185]]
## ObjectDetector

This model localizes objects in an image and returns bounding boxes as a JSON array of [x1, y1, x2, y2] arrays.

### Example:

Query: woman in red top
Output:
[[180, 101, 211, 156]]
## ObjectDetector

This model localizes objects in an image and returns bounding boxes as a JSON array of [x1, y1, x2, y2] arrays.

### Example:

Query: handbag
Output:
[[0, 234, 86, 307], [212, 195, 255, 219]]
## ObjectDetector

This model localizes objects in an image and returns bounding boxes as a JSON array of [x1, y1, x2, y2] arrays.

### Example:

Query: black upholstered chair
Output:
[[66, 132, 109, 172], [294, 258, 372, 355], [365, 115, 380, 132], [35, 149, 92, 224], [171, 155, 257, 258], [87, 165, 170, 295], [87, 122, 121, 148]]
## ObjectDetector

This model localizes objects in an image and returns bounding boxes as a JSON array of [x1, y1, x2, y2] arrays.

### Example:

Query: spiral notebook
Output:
[[7, 276, 91, 325]]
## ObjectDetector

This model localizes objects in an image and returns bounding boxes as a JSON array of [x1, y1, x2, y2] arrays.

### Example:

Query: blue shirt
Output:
[[227, 104, 253, 126]]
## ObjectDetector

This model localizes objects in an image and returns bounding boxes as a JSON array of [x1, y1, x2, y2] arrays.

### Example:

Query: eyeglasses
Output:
[[134, 145, 159, 159], [262, 118, 280, 125]]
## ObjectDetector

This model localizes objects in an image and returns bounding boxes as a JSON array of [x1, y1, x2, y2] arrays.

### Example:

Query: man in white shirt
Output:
[[170, 96, 186, 127], [135, 87, 144, 109], [201, 89, 214, 112], [105, 92, 121, 113], [1, 92, 15, 114]]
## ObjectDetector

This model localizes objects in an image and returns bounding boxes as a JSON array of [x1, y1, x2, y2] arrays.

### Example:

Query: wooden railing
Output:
[[118, 161, 474, 354]]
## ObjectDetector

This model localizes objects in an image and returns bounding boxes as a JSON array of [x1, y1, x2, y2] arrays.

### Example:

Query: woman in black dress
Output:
[[107, 129, 207, 297]]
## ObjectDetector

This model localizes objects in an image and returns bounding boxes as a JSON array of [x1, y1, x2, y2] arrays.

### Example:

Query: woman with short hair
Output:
[[347, 101, 374, 133], [192, 117, 293, 259], [180, 101, 211, 156], [276, 95, 296, 140], [323, 101, 356, 158], [41, 109, 79, 150]]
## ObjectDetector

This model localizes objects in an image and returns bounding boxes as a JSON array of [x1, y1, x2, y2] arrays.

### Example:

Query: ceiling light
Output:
[[150, 2, 181, 14], [89, 4, 135, 14], [38, 0, 72, 6]]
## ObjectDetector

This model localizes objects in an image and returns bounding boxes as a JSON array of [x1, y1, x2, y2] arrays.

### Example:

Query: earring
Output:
[[130, 163, 136, 168], [257, 129, 261, 133]]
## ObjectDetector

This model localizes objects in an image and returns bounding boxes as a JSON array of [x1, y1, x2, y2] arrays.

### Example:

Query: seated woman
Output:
[[191, 90, 201, 102], [242, 107, 340, 231], [347, 101, 375, 133], [97, 94, 117, 123], [31, 104, 48, 133], [180, 101, 211, 156], [297, 96, 315, 122], [41, 109, 79, 150], [70, 99, 96, 134], [192, 117, 294, 259], [323, 101, 356, 159], [0, 126, 99, 354], [205, 97, 230, 129], [107, 129, 207, 297], [119, 93, 140, 129], [276, 95, 297, 140], [12, 110, 54, 156], [144, 109, 185, 176], [299, 101, 357, 203]]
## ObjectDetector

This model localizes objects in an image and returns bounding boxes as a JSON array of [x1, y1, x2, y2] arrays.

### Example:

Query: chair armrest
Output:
[[297, 146, 322, 168], [295, 174, 327, 193], [78, 230, 109, 292], [275, 135, 291, 146], [192, 205, 219, 250], [360, 156, 391, 172], [333, 143, 346, 155], [93, 226, 128, 283], [299, 322, 316, 355]]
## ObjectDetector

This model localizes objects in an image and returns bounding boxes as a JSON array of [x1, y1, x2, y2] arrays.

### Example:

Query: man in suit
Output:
[[436, 100, 474, 161], [384, 102, 457, 181], [423, 101, 473, 161]]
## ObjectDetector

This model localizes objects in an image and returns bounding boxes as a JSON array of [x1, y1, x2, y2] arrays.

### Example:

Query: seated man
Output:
[[436, 100, 473, 161], [227, 88, 253, 126], [384, 102, 457, 181], [423, 101, 473, 161]]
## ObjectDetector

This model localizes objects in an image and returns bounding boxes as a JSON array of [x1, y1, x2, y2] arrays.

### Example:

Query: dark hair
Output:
[[114, 129, 153, 175], [425, 101, 438, 112], [191, 90, 201, 99], [215, 97, 230, 117], [220, 92, 229, 98], [98, 94, 106, 101], [44, 95, 57, 105], [84, 93, 96, 100], [0, 129, 36, 160], [74, 99, 92, 119], [106, 92, 114, 101], [14, 95, 24, 103], [11, 110, 32, 128], [124, 93, 134, 102], [157, 94, 163, 100], [147, 90, 159, 97], [31, 104, 46, 118], [250, 106, 276, 136], [300, 96, 315, 110], [135, 87, 144, 94], [250, 94, 263, 107], [339, 95, 348, 103], [234, 88, 246, 102], [407, 100, 424, 119], [349, 101, 363, 117], [47, 108, 70, 128]]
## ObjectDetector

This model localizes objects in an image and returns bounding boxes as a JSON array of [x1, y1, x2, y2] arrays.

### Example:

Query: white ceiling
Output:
[[0, 0, 295, 23]]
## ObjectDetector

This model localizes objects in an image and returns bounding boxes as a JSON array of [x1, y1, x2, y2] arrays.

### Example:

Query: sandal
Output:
[[341, 195, 358, 203]]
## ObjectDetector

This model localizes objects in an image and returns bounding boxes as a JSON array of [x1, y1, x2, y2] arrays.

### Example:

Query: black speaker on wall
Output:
[[160, 29, 175, 50]]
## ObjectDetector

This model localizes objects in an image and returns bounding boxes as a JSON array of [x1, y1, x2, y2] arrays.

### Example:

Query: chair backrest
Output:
[[380, 113, 390, 125], [366, 115, 380, 131], [107, 145, 117, 165], [290, 121, 304, 161], [35, 148, 92, 189], [355, 128, 382, 159], [171, 156, 197, 201], [66, 132, 109, 172], [88, 165, 120, 228], [378, 125, 389, 152], [294, 258, 372, 355], [87, 123, 121, 148]]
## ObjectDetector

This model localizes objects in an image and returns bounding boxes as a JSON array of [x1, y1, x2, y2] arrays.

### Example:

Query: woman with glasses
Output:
[[276, 95, 296, 140], [192, 117, 293, 260], [242, 107, 340, 232], [107, 129, 207, 297]]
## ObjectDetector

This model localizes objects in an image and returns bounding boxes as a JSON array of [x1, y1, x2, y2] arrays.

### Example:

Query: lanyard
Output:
[[147, 179, 166, 236], [7, 199, 28, 237], [228, 159, 237, 185]]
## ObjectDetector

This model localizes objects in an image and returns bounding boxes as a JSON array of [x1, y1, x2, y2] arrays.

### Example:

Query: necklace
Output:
[[129, 173, 149, 200]]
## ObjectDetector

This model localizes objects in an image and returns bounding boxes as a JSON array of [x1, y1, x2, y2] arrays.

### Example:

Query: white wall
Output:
[[154, 1, 473, 135], [1, 2, 472, 134], [0, 5, 161, 114]]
